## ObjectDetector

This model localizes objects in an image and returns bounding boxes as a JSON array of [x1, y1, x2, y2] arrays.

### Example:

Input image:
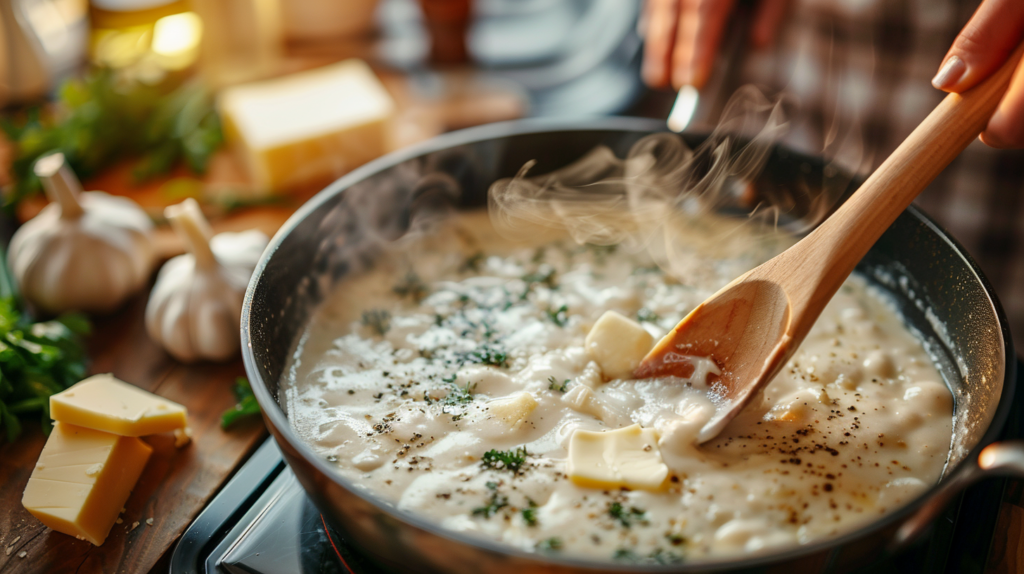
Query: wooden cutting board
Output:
[[0, 289, 267, 574]]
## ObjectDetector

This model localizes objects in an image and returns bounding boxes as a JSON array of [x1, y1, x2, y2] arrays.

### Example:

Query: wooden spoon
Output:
[[635, 43, 1024, 444]]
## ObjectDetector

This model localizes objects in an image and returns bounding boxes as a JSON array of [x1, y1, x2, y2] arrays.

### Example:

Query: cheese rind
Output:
[[218, 59, 395, 192], [566, 424, 669, 491], [50, 373, 188, 437], [22, 423, 152, 545], [584, 311, 655, 380]]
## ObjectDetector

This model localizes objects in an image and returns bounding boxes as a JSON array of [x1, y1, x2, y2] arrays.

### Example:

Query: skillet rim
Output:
[[241, 116, 1016, 572]]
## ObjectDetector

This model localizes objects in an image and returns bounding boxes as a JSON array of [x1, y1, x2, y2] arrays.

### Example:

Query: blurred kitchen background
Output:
[[0, 0, 677, 251]]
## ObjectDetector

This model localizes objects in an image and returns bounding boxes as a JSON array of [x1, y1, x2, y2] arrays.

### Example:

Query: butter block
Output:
[[218, 59, 396, 192], [486, 392, 538, 428], [585, 311, 655, 380], [566, 424, 669, 491], [22, 423, 152, 545], [50, 374, 188, 437]]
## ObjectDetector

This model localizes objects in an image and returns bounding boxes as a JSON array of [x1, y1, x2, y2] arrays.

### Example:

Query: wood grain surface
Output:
[[0, 291, 266, 574]]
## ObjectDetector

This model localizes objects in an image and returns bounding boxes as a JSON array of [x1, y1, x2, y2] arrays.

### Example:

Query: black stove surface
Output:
[[171, 361, 1023, 574]]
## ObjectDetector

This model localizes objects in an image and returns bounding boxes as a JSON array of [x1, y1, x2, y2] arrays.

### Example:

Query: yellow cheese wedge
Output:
[[22, 423, 152, 545], [218, 59, 396, 192], [585, 311, 655, 380], [566, 424, 669, 491], [50, 374, 188, 437]]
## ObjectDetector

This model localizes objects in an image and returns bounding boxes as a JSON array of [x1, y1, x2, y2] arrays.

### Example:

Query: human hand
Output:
[[932, 0, 1024, 148], [641, 0, 789, 91]]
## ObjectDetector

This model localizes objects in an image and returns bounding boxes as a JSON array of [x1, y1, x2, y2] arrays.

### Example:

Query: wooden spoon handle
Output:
[[780, 42, 1024, 328]]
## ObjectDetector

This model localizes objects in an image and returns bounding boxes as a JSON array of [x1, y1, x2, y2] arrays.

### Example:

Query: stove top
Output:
[[171, 362, 1023, 574]]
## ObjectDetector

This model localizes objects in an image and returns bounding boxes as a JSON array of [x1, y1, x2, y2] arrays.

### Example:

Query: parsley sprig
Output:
[[481, 446, 528, 474], [221, 377, 261, 429]]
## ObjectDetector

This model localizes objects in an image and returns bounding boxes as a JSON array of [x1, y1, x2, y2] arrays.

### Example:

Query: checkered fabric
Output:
[[728, 0, 1024, 355]]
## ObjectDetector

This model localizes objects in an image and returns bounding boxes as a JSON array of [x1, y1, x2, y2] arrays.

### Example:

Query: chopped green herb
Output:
[[441, 381, 476, 408], [521, 507, 538, 527], [646, 548, 684, 564], [546, 304, 569, 327], [522, 266, 558, 289], [481, 446, 528, 474], [462, 344, 509, 368], [613, 549, 639, 562], [536, 538, 563, 552], [608, 502, 647, 528], [472, 490, 509, 519], [636, 308, 659, 323], [393, 271, 429, 301], [462, 252, 485, 272], [361, 309, 391, 336], [547, 376, 570, 392], [221, 377, 261, 429]]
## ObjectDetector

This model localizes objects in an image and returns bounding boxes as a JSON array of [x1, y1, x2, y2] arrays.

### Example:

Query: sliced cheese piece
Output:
[[50, 374, 188, 437], [22, 423, 152, 545], [566, 424, 669, 491], [561, 385, 604, 419], [218, 59, 396, 192], [486, 392, 538, 428], [585, 311, 654, 380]]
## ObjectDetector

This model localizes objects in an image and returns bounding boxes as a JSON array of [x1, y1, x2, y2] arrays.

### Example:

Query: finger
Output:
[[671, 0, 736, 90], [750, 0, 789, 49], [931, 0, 1024, 92], [642, 0, 681, 88], [981, 58, 1024, 148]]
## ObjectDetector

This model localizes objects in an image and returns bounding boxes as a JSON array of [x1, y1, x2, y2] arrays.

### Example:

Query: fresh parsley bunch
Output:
[[0, 68, 222, 210], [0, 304, 90, 442]]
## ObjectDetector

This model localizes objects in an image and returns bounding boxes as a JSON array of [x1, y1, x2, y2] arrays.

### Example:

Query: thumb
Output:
[[932, 0, 1024, 93]]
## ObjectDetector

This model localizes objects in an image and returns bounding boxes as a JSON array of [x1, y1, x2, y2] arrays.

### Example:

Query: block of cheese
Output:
[[566, 424, 669, 491], [22, 423, 152, 545], [486, 392, 538, 428], [585, 311, 655, 380], [218, 59, 396, 192], [50, 374, 188, 437]]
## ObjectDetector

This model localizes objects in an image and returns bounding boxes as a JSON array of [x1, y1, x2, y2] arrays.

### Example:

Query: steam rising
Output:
[[488, 86, 837, 279]]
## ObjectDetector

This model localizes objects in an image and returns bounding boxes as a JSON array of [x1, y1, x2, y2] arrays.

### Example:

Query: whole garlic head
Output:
[[8, 153, 155, 314], [145, 198, 268, 362]]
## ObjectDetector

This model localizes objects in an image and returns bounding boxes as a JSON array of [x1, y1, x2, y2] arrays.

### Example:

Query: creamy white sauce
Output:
[[283, 211, 953, 563]]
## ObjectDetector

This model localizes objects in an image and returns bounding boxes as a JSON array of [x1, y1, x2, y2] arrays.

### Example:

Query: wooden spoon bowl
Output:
[[636, 42, 1024, 443]]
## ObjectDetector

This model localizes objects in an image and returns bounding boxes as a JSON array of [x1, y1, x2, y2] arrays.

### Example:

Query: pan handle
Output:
[[892, 440, 1024, 548]]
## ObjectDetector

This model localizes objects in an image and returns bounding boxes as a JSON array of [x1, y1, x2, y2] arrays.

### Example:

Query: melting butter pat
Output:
[[486, 392, 537, 428], [22, 423, 152, 545], [50, 374, 188, 437], [566, 424, 669, 491], [585, 311, 654, 379], [219, 59, 395, 192]]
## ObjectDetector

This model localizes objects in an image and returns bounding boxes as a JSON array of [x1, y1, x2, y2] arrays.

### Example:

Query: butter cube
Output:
[[219, 59, 396, 192], [50, 374, 188, 437], [585, 311, 655, 380], [486, 392, 537, 428], [22, 423, 152, 545], [567, 424, 669, 491]]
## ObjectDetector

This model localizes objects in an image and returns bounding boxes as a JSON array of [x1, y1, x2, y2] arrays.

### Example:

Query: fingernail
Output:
[[932, 55, 966, 90]]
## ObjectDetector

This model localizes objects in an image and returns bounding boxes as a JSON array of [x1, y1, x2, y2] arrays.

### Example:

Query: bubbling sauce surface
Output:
[[283, 211, 953, 563]]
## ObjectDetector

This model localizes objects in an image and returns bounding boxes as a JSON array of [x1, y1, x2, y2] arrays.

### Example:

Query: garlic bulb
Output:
[[8, 153, 155, 315], [145, 198, 268, 362]]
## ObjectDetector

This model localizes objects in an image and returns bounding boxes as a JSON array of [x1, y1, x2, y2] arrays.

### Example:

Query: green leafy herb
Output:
[[0, 249, 90, 442], [547, 376, 570, 392], [636, 308, 659, 323], [608, 502, 647, 528], [646, 548, 684, 564], [221, 377, 261, 429], [481, 446, 528, 474], [472, 489, 509, 519], [613, 549, 639, 562], [522, 266, 557, 289], [393, 271, 429, 302], [1, 69, 222, 209], [441, 381, 476, 407], [462, 344, 508, 368], [546, 304, 569, 327], [361, 309, 391, 336], [536, 538, 563, 552], [521, 499, 539, 527]]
